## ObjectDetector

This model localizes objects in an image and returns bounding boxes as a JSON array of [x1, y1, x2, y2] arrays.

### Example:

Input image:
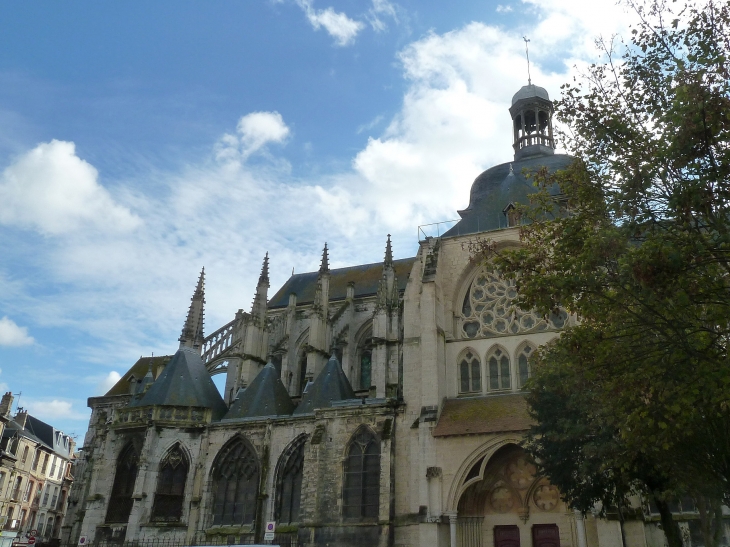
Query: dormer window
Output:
[[503, 203, 521, 227]]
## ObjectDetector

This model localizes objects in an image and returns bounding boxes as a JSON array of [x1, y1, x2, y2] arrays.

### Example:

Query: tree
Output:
[[477, 1, 730, 546]]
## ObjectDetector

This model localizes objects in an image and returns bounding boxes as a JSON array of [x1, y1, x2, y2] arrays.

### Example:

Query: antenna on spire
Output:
[[523, 36, 532, 85]]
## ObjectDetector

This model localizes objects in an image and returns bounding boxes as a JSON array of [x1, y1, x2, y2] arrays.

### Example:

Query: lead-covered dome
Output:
[[511, 84, 550, 105]]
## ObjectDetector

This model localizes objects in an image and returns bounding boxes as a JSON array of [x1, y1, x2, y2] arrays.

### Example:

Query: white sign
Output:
[[264, 532, 275, 540]]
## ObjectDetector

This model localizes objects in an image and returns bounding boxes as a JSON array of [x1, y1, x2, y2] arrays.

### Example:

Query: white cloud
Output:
[[356, 114, 384, 134], [496, 5, 513, 13], [24, 399, 88, 421], [0, 316, 34, 346], [96, 371, 121, 395], [216, 111, 290, 162], [296, 0, 364, 46], [368, 0, 398, 32], [0, 140, 140, 235]]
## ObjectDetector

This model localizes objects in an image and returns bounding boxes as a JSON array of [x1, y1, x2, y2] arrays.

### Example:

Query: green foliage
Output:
[[481, 0, 730, 542]]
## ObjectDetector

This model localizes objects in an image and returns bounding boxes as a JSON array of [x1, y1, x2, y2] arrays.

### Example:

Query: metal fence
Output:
[[59, 533, 301, 547]]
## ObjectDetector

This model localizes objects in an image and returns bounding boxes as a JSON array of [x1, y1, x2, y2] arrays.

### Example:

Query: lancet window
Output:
[[152, 445, 188, 522], [517, 344, 534, 388], [460, 268, 567, 339], [458, 349, 481, 394], [343, 428, 380, 520], [275, 437, 305, 524], [211, 437, 260, 526], [106, 443, 139, 523], [356, 325, 374, 391], [487, 347, 511, 391]]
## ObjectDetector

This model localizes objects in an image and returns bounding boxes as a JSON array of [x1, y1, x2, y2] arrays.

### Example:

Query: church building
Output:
[[62, 84, 682, 547]]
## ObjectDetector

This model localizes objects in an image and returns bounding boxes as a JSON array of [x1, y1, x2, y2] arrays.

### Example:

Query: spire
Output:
[[384, 234, 393, 267], [251, 254, 269, 322], [258, 253, 270, 287], [523, 36, 532, 85], [319, 243, 330, 274], [179, 268, 206, 352]]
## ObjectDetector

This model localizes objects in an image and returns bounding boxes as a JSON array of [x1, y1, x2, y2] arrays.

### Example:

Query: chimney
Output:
[[15, 410, 28, 429], [0, 392, 13, 417]]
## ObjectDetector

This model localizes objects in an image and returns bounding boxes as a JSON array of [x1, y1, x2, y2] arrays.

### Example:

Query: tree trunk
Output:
[[652, 494, 683, 547], [696, 495, 724, 547]]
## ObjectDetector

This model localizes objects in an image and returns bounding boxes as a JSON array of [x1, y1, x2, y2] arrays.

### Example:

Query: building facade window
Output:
[[211, 437, 260, 526], [44, 516, 53, 538], [458, 349, 481, 394], [21, 446, 29, 464], [275, 437, 305, 524], [460, 268, 568, 339], [23, 481, 33, 502], [152, 445, 188, 522], [343, 428, 380, 520], [487, 347, 511, 391], [31, 451, 40, 472], [50, 487, 58, 508], [105, 443, 139, 524], [517, 344, 534, 387], [12, 477, 22, 500], [41, 454, 49, 475]]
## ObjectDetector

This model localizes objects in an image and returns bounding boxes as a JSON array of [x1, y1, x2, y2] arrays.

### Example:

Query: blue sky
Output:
[[0, 0, 634, 439]]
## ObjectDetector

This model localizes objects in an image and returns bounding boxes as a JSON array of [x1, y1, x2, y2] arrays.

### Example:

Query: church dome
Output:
[[511, 84, 550, 105]]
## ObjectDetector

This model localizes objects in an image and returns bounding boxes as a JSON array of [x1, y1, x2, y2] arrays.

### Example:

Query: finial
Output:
[[523, 36, 532, 85], [384, 234, 393, 266], [179, 268, 206, 351], [320, 243, 330, 274], [258, 253, 270, 286]]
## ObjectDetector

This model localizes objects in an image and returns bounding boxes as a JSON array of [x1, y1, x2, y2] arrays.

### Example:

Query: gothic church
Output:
[[62, 84, 675, 547]]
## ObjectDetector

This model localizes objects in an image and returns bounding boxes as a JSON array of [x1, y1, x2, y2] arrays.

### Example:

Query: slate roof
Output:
[[432, 393, 534, 437], [442, 153, 574, 238], [293, 354, 356, 414], [268, 258, 416, 309], [129, 347, 228, 420], [4, 415, 70, 456], [223, 362, 294, 420], [105, 355, 173, 397]]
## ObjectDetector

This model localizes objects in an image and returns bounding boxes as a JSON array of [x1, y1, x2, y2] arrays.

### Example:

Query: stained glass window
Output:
[[106, 444, 139, 523], [211, 438, 260, 526], [275, 438, 305, 524], [458, 350, 481, 393], [343, 429, 380, 520], [518, 344, 534, 388], [152, 445, 188, 522], [488, 347, 511, 391], [460, 269, 567, 339]]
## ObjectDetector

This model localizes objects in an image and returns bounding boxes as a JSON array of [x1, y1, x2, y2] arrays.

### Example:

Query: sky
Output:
[[0, 0, 638, 440]]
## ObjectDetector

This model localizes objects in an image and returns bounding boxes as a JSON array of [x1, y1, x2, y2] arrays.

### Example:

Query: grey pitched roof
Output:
[[223, 363, 294, 420], [105, 355, 173, 396], [293, 354, 356, 415], [442, 153, 574, 238], [130, 347, 227, 420], [268, 258, 415, 309]]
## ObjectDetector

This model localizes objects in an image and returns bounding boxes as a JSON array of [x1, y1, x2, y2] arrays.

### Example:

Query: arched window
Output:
[[487, 347, 511, 391], [152, 445, 188, 522], [298, 351, 308, 395], [343, 428, 380, 520], [275, 437, 305, 524], [211, 437, 260, 526], [517, 344, 534, 388], [458, 349, 481, 394], [106, 443, 139, 523], [356, 325, 374, 391], [460, 268, 566, 339]]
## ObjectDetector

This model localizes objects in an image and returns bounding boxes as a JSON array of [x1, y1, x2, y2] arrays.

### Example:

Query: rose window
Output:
[[461, 270, 568, 338]]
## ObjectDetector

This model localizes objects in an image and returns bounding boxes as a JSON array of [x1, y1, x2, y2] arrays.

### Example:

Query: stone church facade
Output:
[[62, 85, 690, 547]]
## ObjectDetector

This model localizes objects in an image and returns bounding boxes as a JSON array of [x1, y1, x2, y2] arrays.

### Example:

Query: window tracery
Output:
[[460, 269, 567, 339], [343, 428, 380, 520], [517, 344, 534, 388], [458, 349, 481, 394], [487, 347, 511, 391], [275, 437, 305, 524], [106, 443, 139, 523], [152, 445, 188, 522], [211, 437, 260, 526]]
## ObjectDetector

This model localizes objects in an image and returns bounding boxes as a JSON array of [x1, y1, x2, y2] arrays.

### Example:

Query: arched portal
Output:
[[454, 444, 567, 547]]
